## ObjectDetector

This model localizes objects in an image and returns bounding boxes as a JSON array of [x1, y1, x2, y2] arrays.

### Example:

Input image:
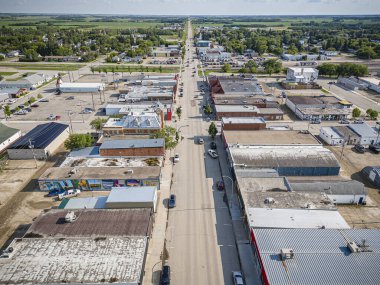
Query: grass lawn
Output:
[[0, 62, 84, 71], [0, 71, 17, 76], [93, 64, 179, 74]]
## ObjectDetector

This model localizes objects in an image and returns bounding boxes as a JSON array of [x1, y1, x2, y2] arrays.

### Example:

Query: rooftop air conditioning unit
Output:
[[126, 169, 134, 174], [347, 241, 360, 253], [65, 211, 77, 223], [264, 197, 275, 204], [280, 248, 294, 260]]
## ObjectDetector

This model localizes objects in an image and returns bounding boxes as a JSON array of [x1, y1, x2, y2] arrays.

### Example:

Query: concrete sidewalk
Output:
[[142, 152, 172, 285], [216, 136, 262, 285]]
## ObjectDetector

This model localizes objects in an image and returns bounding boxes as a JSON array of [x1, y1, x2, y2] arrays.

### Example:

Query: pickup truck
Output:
[[58, 189, 81, 200]]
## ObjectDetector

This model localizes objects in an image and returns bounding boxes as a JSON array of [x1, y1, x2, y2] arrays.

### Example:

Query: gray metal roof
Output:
[[63, 196, 108, 209], [290, 180, 367, 195], [107, 186, 157, 203], [348, 123, 378, 137], [68, 146, 100, 157], [100, 138, 165, 150], [253, 228, 380, 285], [0, 123, 19, 143]]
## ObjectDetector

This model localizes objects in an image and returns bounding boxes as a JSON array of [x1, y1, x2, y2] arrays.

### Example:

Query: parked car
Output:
[[66, 96, 75, 100], [31, 104, 39, 108], [198, 138, 204, 144], [174, 153, 180, 163], [39, 98, 49, 102], [354, 119, 364, 124], [160, 265, 170, 285], [14, 109, 27, 115], [58, 189, 81, 200], [24, 107, 32, 112], [232, 271, 245, 285], [80, 108, 94, 114], [18, 104, 26, 109], [5, 98, 16, 104], [208, 149, 219, 159], [310, 119, 321, 124], [354, 144, 365, 153], [168, 194, 176, 208], [216, 181, 225, 191], [369, 144, 380, 154], [118, 94, 127, 102], [47, 114, 56, 120], [210, 142, 217, 150], [340, 119, 350, 124], [47, 189, 65, 197]]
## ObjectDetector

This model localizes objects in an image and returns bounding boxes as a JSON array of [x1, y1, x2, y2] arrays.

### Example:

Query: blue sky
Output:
[[1, 0, 380, 15]]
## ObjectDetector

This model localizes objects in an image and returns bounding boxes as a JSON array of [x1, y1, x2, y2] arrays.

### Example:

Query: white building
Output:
[[359, 77, 380, 93], [348, 123, 380, 145], [319, 127, 344, 146], [286, 67, 319, 83], [0, 73, 54, 89], [58, 82, 105, 93], [107, 186, 158, 212], [0, 124, 21, 153]]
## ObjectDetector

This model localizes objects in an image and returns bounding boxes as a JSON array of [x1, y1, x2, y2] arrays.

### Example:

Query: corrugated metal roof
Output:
[[100, 138, 164, 150], [0, 123, 19, 143], [253, 229, 380, 285], [107, 186, 156, 203], [9, 122, 68, 149], [290, 180, 367, 195], [248, 208, 350, 229], [348, 123, 378, 137], [63, 196, 108, 209]]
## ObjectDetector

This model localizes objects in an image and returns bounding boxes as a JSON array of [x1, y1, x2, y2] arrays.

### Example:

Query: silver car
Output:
[[232, 271, 244, 285]]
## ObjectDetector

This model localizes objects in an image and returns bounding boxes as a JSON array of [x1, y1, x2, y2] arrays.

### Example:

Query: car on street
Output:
[[232, 271, 245, 285], [160, 265, 171, 285], [168, 194, 176, 208], [340, 119, 350, 124], [210, 141, 217, 149], [80, 108, 94, 114], [208, 149, 219, 159], [47, 114, 57, 120], [66, 96, 75, 100], [354, 144, 365, 153], [198, 138, 204, 144], [47, 189, 65, 197], [369, 144, 380, 154], [173, 153, 180, 163], [216, 181, 225, 191]]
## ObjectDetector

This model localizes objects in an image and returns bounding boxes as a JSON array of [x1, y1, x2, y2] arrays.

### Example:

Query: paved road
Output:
[[166, 21, 240, 285]]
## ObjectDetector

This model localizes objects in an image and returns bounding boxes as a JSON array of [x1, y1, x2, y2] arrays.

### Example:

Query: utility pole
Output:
[[66, 110, 73, 134], [28, 139, 38, 169]]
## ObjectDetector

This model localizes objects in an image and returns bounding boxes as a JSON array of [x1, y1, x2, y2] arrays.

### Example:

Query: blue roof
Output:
[[100, 138, 165, 150], [107, 187, 156, 203], [69, 146, 100, 157], [9, 122, 68, 149]]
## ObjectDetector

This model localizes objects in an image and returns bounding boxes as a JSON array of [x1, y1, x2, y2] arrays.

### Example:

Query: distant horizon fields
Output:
[[1, 14, 380, 30]]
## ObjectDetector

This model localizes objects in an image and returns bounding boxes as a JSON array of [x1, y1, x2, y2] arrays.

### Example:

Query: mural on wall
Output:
[[126, 179, 141, 187]]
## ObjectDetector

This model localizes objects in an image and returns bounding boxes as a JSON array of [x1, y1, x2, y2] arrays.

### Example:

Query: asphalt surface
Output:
[[165, 21, 240, 285]]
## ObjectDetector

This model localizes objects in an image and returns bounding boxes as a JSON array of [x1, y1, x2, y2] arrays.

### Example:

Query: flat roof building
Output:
[[99, 138, 165, 157], [221, 117, 266, 131], [58, 82, 105, 92], [215, 105, 283, 120]]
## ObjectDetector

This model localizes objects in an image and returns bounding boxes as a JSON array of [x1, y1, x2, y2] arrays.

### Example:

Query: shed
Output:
[[7, 122, 69, 160], [348, 123, 380, 145], [362, 166, 380, 189], [106, 186, 158, 212]]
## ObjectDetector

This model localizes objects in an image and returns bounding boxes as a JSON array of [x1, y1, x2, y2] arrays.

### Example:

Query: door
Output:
[[359, 197, 364, 204]]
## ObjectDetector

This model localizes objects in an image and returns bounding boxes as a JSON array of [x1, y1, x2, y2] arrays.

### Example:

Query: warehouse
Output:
[[348, 123, 380, 145], [38, 166, 161, 191], [99, 138, 165, 157], [247, 208, 350, 229], [289, 178, 368, 204], [362, 166, 380, 189], [319, 126, 345, 146], [106, 186, 158, 212], [228, 145, 340, 176], [58, 82, 105, 92], [250, 228, 380, 285], [0, 236, 148, 285], [0, 123, 21, 153], [7, 122, 69, 160]]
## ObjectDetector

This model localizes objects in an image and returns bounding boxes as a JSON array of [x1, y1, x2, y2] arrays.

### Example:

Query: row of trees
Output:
[[222, 59, 283, 75], [352, 107, 378, 120], [318, 62, 368, 77]]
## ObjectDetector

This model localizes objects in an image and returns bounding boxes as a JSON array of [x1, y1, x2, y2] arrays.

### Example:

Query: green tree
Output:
[[204, 104, 213, 115], [208, 122, 218, 139], [37, 94, 43, 99], [90, 66, 95, 74], [356, 47, 377, 60], [64, 133, 93, 150], [352, 107, 361, 118], [159, 65, 163, 73], [29, 96, 36, 103], [369, 110, 378, 120], [263, 59, 282, 75], [150, 126, 178, 150], [222, 63, 231, 73], [176, 106, 182, 120], [90, 118, 108, 132], [366, 109, 374, 116], [3, 105, 11, 119], [318, 63, 337, 77]]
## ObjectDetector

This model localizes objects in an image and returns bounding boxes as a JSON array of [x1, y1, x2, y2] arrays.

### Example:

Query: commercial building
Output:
[[105, 102, 168, 116], [250, 228, 380, 285], [0, 123, 21, 153], [286, 95, 352, 121], [228, 145, 340, 176], [358, 77, 380, 93], [319, 126, 345, 146], [248, 208, 350, 229], [209, 75, 264, 97], [213, 96, 277, 108], [0, 73, 55, 89], [7, 122, 69, 160], [196, 40, 211, 48], [348, 123, 380, 145], [106, 186, 158, 212], [58, 82, 105, 93], [38, 166, 161, 191], [337, 77, 368, 91], [151, 47, 180, 57], [221, 117, 266, 131], [99, 138, 165, 157], [289, 178, 368, 204], [215, 105, 283, 120], [102, 112, 162, 135], [286, 67, 319, 83], [222, 130, 320, 147]]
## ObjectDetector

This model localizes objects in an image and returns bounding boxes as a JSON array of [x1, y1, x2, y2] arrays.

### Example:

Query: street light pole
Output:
[[222, 175, 234, 210]]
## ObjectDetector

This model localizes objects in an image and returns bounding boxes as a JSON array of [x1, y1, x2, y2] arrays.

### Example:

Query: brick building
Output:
[[215, 105, 283, 120], [221, 117, 266, 131], [99, 139, 165, 157]]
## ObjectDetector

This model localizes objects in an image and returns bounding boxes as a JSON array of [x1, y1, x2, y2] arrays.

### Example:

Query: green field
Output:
[[0, 63, 85, 71], [0, 71, 17, 76], [0, 15, 170, 30]]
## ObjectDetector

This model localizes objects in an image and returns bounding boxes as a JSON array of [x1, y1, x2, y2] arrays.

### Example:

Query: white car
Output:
[[80, 108, 93, 114], [174, 153, 180, 163], [58, 189, 81, 201], [232, 271, 245, 285], [208, 149, 218, 159], [118, 94, 126, 102], [47, 114, 56, 120]]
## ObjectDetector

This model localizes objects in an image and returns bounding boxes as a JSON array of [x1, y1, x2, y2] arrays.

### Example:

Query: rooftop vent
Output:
[[280, 248, 294, 260], [65, 211, 77, 223], [264, 197, 275, 204], [126, 169, 134, 174], [347, 241, 360, 253]]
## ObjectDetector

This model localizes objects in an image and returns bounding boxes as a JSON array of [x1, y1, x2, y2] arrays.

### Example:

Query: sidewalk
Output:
[[216, 136, 262, 285], [142, 152, 172, 285]]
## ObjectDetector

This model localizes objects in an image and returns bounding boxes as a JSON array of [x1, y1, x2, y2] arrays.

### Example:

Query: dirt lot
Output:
[[328, 146, 380, 229]]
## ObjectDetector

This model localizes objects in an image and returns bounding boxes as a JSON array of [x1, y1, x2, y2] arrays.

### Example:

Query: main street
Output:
[[165, 21, 240, 285]]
